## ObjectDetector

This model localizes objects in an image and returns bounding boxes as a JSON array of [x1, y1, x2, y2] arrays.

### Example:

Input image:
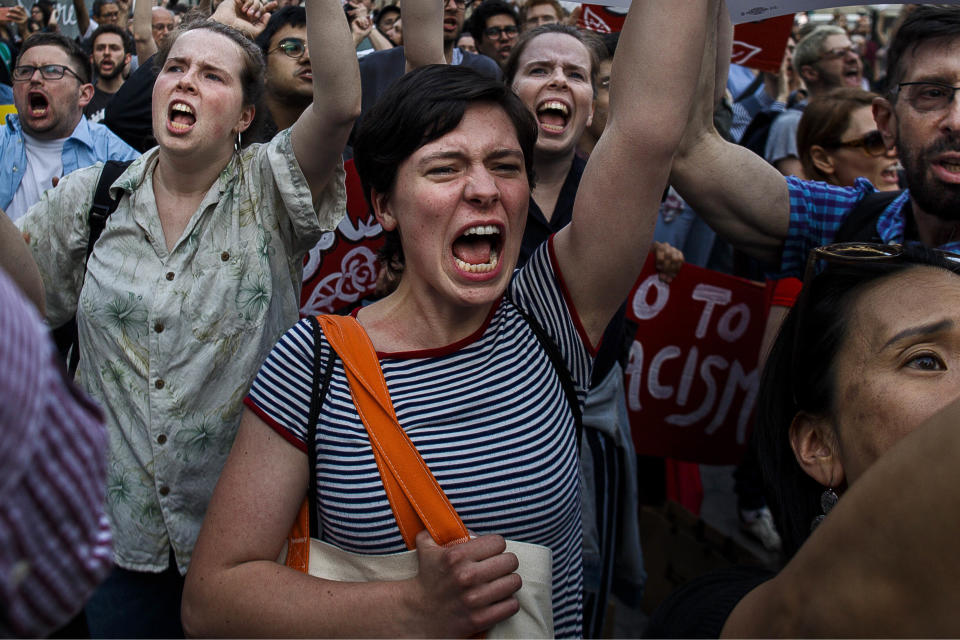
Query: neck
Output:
[[155, 147, 229, 196], [97, 75, 123, 94], [443, 40, 455, 63], [357, 279, 494, 352], [913, 200, 960, 248], [265, 95, 309, 132], [576, 132, 598, 158]]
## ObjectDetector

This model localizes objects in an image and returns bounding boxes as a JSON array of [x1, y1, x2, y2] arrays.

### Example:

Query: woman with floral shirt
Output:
[[16, 0, 359, 635]]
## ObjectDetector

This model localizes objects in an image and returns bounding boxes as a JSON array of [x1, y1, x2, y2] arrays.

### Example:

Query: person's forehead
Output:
[[94, 32, 124, 48], [822, 33, 851, 52], [98, 3, 119, 13], [899, 35, 960, 83], [528, 3, 558, 18], [170, 29, 245, 74], [270, 24, 307, 49], [412, 104, 521, 158], [485, 12, 516, 27], [153, 9, 173, 23], [518, 32, 591, 69], [20, 44, 72, 65]]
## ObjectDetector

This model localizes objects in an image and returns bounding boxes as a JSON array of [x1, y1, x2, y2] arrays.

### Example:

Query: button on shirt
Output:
[[18, 129, 346, 574], [1, 113, 140, 219]]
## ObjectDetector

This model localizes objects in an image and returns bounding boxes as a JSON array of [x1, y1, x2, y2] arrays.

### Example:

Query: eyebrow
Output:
[[418, 148, 523, 164], [166, 56, 231, 77], [882, 319, 955, 349]]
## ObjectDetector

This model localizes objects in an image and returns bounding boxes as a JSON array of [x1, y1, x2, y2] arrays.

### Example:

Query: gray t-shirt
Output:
[[764, 107, 804, 166]]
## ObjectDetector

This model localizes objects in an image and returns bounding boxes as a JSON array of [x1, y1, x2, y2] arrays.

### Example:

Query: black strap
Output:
[[306, 316, 337, 539], [57, 159, 133, 377], [832, 189, 903, 244], [512, 303, 584, 452]]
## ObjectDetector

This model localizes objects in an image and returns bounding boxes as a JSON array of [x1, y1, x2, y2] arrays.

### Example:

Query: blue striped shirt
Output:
[[779, 177, 960, 278], [245, 239, 590, 637]]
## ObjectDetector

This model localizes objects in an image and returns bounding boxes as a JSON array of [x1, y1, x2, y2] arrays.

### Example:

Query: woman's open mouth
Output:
[[536, 100, 569, 135], [167, 101, 196, 133], [452, 225, 503, 274]]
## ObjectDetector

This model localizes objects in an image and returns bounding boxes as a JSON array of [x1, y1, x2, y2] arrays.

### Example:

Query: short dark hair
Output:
[[90, 23, 133, 56], [253, 6, 306, 55], [374, 4, 400, 31], [353, 64, 537, 279], [885, 5, 960, 98], [18, 32, 92, 84], [503, 23, 602, 97], [755, 246, 960, 559], [467, 0, 518, 43], [91, 0, 119, 18], [156, 18, 266, 146], [519, 0, 563, 25]]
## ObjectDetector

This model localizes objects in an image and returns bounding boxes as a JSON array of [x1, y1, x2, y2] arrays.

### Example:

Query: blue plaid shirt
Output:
[[779, 176, 960, 278]]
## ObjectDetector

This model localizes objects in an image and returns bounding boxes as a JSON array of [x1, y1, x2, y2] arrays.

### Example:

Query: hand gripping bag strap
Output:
[[315, 314, 471, 549]]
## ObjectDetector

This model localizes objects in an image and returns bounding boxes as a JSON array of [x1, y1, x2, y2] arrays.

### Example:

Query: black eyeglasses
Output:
[[483, 24, 518, 39], [817, 45, 856, 61], [825, 130, 888, 157], [13, 64, 83, 82], [893, 81, 960, 113], [269, 37, 307, 59]]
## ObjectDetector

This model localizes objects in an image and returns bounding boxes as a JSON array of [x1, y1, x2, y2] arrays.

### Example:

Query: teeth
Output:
[[537, 101, 568, 115], [455, 248, 499, 273], [171, 102, 194, 115], [462, 225, 500, 236]]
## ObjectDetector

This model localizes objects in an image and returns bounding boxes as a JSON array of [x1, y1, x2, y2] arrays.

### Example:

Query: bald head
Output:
[[151, 7, 175, 46]]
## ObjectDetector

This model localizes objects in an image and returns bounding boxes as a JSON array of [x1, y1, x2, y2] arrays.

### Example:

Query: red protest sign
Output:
[[625, 256, 766, 465], [300, 159, 385, 316], [732, 14, 794, 73], [578, 4, 627, 33]]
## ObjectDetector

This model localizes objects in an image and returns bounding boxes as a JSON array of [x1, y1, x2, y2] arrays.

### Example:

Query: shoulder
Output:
[[85, 121, 140, 159], [459, 51, 503, 80]]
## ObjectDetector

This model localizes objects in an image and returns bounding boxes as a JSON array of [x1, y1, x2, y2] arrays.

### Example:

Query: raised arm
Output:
[[182, 410, 522, 637], [73, 0, 90, 37], [723, 392, 960, 637], [552, 0, 710, 344], [401, 0, 444, 71], [0, 209, 44, 315], [290, 0, 362, 202], [132, 0, 158, 63], [669, 5, 790, 266]]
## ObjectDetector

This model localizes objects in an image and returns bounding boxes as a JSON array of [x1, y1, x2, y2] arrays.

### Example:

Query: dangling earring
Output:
[[235, 130, 242, 153], [810, 486, 839, 531]]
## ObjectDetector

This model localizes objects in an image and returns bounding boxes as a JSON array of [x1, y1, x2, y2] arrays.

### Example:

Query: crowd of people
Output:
[[2, 0, 960, 637]]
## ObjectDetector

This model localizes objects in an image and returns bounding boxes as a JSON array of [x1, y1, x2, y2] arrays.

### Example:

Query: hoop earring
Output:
[[235, 130, 242, 152], [810, 486, 839, 532]]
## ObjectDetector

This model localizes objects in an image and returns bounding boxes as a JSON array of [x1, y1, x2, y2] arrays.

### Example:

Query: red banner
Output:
[[300, 159, 385, 316], [732, 14, 794, 73], [625, 256, 766, 465], [578, 4, 627, 33]]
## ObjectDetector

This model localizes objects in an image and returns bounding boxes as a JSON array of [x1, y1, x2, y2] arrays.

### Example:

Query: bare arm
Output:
[[0, 209, 44, 315], [723, 392, 960, 637], [290, 0, 361, 203], [132, 0, 158, 63], [669, 4, 790, 267], [182, 410, 522, 637], [401, 0, 444, 71], [551, 0, 709, 345]]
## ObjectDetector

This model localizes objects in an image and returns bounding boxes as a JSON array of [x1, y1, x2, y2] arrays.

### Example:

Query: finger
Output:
[[462, 567, 522, 609], [468, 593, 521, 634], [51, 176, 59, 188]]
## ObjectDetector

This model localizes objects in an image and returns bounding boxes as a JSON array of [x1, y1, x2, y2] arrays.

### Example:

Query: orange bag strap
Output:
[[316, 315, 471, 549]]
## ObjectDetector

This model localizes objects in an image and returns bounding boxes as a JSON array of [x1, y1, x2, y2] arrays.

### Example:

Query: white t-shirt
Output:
[[7, 133, 67, 221]]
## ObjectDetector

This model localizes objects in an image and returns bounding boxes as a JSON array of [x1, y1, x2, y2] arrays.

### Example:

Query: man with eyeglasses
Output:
[[151, 6, 175, 48], [1, 33, 137, 222], [467, 0, 519, 69], [251, 6, 314, 136], [763, 25, 865, 177], [671, 5, 960, 284]]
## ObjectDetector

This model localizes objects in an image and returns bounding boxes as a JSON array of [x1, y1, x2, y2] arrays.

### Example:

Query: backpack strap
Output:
[[305, 316, 338, 540], [511, 303, 584, 452], [832, 189, 902, 244], [58, 159, 133, 377]]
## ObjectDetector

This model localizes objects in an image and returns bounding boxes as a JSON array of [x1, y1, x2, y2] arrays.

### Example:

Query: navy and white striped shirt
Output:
[[246, 239, 592, 637]]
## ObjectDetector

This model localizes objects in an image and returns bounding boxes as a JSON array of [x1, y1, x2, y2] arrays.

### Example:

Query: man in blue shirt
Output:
[[672, 5, 960, 277], [2, 33, 138, 221]]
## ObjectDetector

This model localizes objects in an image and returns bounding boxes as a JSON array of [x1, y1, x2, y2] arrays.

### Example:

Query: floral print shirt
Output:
[[18, 129, 346, 574]]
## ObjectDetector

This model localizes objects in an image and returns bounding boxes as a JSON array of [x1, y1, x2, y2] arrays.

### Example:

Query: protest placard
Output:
[[625, 256, 767, 464]]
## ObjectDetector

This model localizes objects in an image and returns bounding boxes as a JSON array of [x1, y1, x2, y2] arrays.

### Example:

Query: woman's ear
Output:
[[810, 145, 836, 177], [789, 411, 845, 489], [371, 190, 397, 231], [236, 105, 255, 134]]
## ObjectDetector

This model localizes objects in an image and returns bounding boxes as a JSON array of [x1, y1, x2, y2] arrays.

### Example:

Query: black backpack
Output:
[[52, 159, 133, 376], [738, 106, 801, 160], [832, 189, 904, 243]]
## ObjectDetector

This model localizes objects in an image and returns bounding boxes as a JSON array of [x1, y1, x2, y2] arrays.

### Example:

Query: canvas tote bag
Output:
[[279, 315, 554, 638]]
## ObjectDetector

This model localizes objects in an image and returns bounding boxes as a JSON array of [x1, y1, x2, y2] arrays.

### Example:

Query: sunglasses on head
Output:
[[803, 242, 960, 285], [825, 130, 888, 156]]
